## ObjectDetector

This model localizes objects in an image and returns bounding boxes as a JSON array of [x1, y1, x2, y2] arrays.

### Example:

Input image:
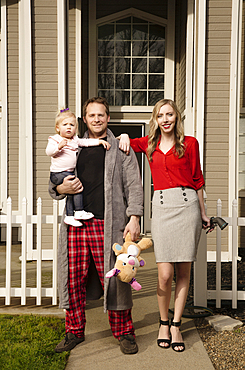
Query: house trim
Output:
[[229, 0, 242, 259], [195, 0, 206, 170], [75, 0, 82, 117], [57, 0, 67, 107], [184, 0, 195, 136], [88, 1, 175, 111], [0, 0, 7, 211], [18, 0, 33, 213]]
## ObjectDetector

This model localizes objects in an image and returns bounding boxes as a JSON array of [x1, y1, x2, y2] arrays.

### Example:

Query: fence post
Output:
[[5, 197, 12, 305], [232, 199, 238, 309], [36, 197, 42, 305], [216, 199, 222, 308], [52, 200, 58, 305], [21, 198, 27, 305]]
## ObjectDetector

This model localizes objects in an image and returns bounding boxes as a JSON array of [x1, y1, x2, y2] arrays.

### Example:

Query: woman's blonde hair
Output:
[[146, 99, 185, 161], [55, 109, 77, 133]]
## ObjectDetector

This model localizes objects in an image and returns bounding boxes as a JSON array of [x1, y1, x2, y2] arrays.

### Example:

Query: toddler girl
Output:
[[46, 108, 110, 226]]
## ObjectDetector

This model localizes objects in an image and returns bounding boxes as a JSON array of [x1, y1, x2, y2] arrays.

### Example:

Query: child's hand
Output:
[[99, 139, 111, 150], [58, 139, 68, 150], [117, 134, 130, 155]]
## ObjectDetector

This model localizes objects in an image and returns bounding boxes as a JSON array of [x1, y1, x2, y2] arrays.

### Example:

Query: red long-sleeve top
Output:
[[130, 135, 205, 191]]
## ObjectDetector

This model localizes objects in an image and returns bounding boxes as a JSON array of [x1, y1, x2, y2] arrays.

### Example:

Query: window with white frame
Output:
[[97, 16, 165, 106]]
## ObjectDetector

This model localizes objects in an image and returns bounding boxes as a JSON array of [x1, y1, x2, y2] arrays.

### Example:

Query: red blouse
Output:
[[130, 135, 205, 191]]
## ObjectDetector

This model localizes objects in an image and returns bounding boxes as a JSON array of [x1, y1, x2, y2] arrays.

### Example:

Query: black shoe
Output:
[[157, 319, 170, 349], [119, 334, 138, 354], [55, 333, 84, 353], [170, 319, 185, 352]]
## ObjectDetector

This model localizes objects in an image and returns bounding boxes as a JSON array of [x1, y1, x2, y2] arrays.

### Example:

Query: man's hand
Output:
[[56, 175, 83, 195], [123, 215, 140, 241]]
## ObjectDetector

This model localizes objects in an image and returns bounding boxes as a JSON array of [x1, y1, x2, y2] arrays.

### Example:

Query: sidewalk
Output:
[[0, 246, 214, 370], [64, 247, 214, 370]]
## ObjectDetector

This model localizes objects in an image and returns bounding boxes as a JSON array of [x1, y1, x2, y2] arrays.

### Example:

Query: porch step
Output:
[[205, 315, 243, 332]]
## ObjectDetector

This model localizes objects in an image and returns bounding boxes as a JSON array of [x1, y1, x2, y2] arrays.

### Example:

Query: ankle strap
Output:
[[159, 319, 169, 326], [171, 319, 181, 327]]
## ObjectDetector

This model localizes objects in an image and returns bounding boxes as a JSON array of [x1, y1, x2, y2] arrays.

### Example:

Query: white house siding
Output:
[[7, 1, 19, 210], [205, 0, 231, 252], [32, 0, 58, 247]]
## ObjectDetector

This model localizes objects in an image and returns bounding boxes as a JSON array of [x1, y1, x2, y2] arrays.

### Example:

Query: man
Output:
[[49, 97, 143, 354]]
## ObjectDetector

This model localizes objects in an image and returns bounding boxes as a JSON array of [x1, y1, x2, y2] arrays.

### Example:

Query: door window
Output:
[[98, 16, 165, 106]]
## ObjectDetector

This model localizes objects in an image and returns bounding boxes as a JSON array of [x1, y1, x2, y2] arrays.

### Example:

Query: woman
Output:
[[119, 99, 210, 352]]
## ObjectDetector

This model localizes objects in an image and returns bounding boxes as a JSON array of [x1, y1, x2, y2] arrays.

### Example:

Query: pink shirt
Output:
[[46, 134, 100, 172], [130, 135, 205, 191]]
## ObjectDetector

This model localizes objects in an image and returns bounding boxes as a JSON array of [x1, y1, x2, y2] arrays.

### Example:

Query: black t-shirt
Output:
[[76, 138, 106, 219]]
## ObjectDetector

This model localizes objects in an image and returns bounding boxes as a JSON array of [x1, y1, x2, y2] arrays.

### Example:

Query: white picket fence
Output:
[[0, 197, 245, 308], [194, 198, 245, 309], [0, 197, 61, 305]]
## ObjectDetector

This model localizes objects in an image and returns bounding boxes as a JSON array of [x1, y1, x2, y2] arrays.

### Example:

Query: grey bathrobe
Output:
[[49, 129, 143, 312]]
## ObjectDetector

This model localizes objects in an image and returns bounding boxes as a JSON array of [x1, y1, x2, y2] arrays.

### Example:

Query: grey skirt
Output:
[[151, 187, 202, 263]]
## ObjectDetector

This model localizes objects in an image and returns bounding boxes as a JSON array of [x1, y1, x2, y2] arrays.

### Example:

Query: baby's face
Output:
[[57, 116, 77, 139]]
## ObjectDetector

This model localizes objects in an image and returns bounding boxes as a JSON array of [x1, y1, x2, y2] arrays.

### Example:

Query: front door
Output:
[[87, 1, 175, 234]]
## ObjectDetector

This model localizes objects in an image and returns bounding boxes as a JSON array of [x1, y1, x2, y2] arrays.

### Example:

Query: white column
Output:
[[57, 0, 67, 108], [19, 0, 33, 258], [229, 0, 242, 259], [165, 0, 175, 100], [19, 0, 33, 209], [0, 1, 8, 211], [184, 0, 195, 136], [57, 0, 67, 215], [89, 0, 96, 98], [76, 0, 82, 117], [195, 0, 206, 170]]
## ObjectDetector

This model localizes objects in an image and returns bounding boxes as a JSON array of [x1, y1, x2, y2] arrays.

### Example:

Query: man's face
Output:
[[83, 102, 110, 138]]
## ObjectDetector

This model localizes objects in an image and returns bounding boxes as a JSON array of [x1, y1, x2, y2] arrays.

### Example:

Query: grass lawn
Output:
[[0, 314, 69, 370]]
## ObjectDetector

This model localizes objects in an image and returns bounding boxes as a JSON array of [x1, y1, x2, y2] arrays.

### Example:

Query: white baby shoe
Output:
[[64, 216, 83, 227], [74, 210, 94, 220]]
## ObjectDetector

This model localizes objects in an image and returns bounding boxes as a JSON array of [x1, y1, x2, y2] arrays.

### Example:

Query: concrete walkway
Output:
[[0, 246, 214, 370], [66, 247, 214, 370]]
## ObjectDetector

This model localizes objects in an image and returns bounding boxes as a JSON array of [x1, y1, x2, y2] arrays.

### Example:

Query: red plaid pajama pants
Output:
[[65, 218, 135, 339]]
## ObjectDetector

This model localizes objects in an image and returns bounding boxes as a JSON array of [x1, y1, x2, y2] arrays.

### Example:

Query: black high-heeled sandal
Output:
[[170, 319, 185, 352], [157, 319, 170, 349]]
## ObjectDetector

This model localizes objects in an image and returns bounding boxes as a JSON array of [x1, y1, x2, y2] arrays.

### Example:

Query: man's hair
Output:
[[83, 97, 110, 117]]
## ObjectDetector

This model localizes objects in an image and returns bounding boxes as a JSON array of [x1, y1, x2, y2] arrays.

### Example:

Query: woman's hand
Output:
[[56, 175, 83, 195], [117, 134, 130, 155], [201, 214, 210, 230], [197, 187, 210, 230]]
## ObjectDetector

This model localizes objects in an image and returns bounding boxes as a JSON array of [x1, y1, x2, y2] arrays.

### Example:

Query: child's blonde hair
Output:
[[55, 108, 77, 133]]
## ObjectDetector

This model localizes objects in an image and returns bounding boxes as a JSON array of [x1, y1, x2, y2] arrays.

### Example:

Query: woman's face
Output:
[[157, 104, 177, 135]]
